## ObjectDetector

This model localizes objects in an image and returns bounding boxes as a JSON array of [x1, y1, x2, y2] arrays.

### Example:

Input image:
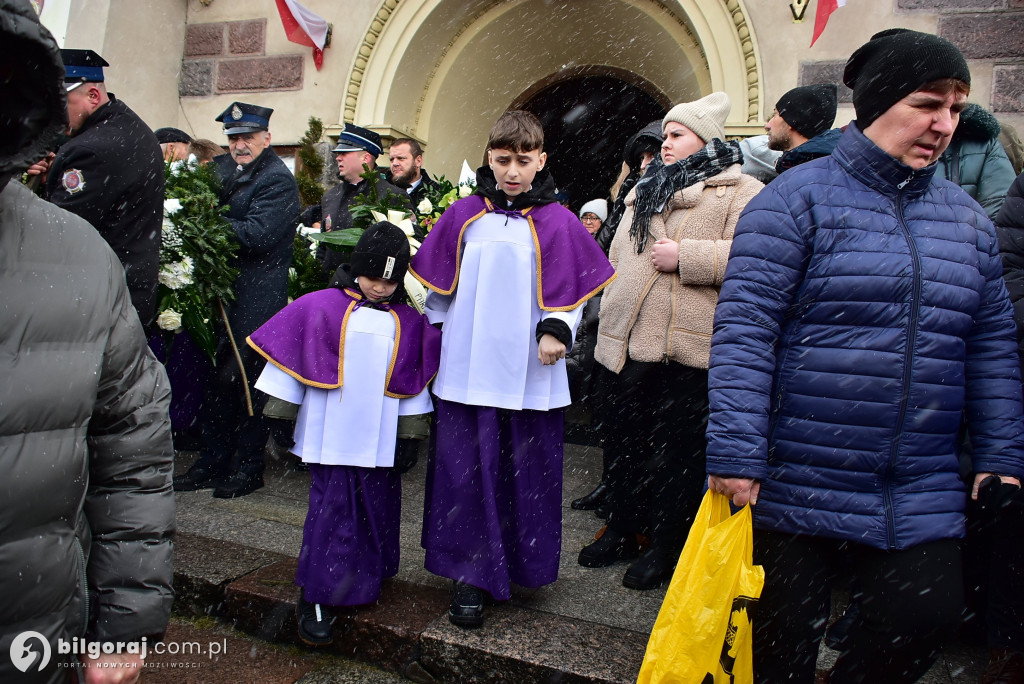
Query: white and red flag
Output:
[[811, 0, 847, 47], [275, 0, 329, 70]]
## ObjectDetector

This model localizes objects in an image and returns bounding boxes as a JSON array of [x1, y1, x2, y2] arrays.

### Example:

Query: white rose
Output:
[[163, 198, 183, 215], [458, 184, 473, 198], [417, 198, 433, 214], [156, 309, 183, 331]]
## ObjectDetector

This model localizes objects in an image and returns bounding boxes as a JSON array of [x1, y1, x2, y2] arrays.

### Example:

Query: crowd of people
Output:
[[3, 0, 1024, 680]]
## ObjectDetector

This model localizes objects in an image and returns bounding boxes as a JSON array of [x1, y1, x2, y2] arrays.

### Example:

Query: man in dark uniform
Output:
[[172, 102, 300, 499], [387, 137, 439, 211], [301, 123, 408, 278], [31, 49, 163, 326]]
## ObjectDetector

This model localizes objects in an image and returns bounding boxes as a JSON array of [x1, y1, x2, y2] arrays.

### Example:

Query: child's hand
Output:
[[651, 238, 679, 272], [538, 333, 566, 366]]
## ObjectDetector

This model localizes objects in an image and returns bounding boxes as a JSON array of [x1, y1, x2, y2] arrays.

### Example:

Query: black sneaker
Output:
[[212, 471, 264, 499], [296, 596, 335, 645], [578, 526, 641, 568], [449, 581, 484, 629]]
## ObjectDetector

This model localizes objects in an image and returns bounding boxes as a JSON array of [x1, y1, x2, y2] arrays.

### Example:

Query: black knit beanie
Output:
[[776, 84, 838, 139], [843, 29, 971, 128], [350, 221, 410, 284]]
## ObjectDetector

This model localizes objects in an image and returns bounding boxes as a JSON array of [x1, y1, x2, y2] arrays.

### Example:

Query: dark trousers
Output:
[[753, 532, 963, 684], [195, 340, 269, 477], [596, 360, 709, 551], [963, 480, 1024, 651]]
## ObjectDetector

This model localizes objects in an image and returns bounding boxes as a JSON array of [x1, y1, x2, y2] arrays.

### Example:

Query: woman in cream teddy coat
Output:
[[579, 92, 763, 590]]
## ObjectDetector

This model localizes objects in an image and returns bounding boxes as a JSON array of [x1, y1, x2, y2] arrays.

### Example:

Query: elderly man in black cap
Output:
[[301, 123, 409, 278], [173, 101, 300, 499], [155, 126, 192, 162], [765, 83, 841, 175], [706, 29, 1024, 683], [27, 48, 164, 326]]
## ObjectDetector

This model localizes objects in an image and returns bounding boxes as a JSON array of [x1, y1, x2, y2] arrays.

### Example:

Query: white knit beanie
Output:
[[662, 92, 731, 143], [579, 199, 608, 222]]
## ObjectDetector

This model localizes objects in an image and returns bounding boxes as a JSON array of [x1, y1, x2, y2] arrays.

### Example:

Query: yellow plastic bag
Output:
[[637, 491, 765, 684]]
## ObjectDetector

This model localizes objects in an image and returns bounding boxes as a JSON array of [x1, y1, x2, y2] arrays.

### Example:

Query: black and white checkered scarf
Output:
[[629, 138, 743, 254]]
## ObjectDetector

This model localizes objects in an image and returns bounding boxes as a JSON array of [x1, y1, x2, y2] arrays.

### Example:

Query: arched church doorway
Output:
[[519, 75, 666, 214]]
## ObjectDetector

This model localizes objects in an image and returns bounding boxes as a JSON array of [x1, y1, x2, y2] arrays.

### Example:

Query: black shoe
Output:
[[296, 596, 335, 645], [622, 547, 678, 590], [212, 471, 264, 499], [594, 503, 609, 520], [824, 599, 859, 651], [449, 581, 484, 628], [571, 481, 608, 510], [172, 466, 225, 492], [578, 526, 641, 568]]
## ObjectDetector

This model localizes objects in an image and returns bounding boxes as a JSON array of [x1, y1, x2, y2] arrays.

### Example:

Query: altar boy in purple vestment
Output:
[[409, 111, 616, 628], [247, 222, 441, 645]]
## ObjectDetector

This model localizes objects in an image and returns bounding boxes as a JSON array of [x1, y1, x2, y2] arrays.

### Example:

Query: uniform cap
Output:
[[60, 49, 107, 91], [332, 123, 382, 157], [215, 101, 273, 135]]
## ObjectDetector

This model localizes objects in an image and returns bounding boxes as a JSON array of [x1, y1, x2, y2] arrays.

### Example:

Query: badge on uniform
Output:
[[61, 169, 85, 194], [324, 214, 332, 232]]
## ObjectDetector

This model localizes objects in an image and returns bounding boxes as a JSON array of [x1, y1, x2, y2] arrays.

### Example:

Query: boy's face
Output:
[[357, 275, 398, 302], [487, 147, 547, 199]]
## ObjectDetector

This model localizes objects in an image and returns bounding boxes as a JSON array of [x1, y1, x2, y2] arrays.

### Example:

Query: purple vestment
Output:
[[409, 195, 615, 311], [422, 399, 564, 601], [246, 287, 440, 398], [296, 464, 401, 606]]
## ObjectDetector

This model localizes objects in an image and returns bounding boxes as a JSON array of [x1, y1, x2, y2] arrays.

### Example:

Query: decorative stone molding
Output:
[[345, 0, 401, 124], [345, 0, 760, 127]]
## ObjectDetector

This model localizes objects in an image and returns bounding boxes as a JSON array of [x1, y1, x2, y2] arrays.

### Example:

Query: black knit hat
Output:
[[843, 29, 970, 128], [776, 84, 838, 139], [351, 221, 410, 284]]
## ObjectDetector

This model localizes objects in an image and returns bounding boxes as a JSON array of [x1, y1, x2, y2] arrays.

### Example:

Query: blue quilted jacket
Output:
[[706, 124, 1024, 550]]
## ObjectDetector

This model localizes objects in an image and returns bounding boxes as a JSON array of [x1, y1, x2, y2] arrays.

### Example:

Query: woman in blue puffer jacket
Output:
[[706, 30, 1024, 684]]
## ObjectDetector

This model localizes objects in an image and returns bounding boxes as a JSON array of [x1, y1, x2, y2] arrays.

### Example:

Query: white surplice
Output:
[[425, 211, 582, 411], [254, 305, 432, 467]]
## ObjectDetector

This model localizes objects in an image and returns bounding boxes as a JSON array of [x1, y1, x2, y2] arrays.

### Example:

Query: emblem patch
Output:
[[324, 214, 332, 232], [231, 104, 243, 120], [61, 168, 85, 194]]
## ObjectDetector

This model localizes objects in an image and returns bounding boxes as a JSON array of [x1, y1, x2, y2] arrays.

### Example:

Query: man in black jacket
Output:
[[387, 137, 439, 211], [173, 102, 300, 499], [305, 124, 409, 277], [28, 49, 164, 326], [765, 83, 841, 176]]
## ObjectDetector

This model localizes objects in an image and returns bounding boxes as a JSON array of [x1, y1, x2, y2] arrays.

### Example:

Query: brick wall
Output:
[[180, 19, 303, 97], [797, 1, 1024, 115]]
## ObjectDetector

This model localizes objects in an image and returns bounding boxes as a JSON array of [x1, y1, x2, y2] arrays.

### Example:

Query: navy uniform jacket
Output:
[[46, 95, 164, 325], [214, 148, 300, 342]]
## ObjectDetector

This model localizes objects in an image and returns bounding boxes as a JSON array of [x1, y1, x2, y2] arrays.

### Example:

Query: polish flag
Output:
[[811, 0, 847, 47], [275, 0, 329, 70]]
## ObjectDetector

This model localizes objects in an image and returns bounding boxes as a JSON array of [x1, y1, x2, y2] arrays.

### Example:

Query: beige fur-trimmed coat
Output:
[[594, 163, 763, 372]]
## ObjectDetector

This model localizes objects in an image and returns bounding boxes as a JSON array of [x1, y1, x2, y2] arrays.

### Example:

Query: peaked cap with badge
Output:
[[216, 101, 274, 135]]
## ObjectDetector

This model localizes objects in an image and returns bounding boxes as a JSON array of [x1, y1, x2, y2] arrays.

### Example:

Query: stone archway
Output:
[[342, 0, 763, 179]]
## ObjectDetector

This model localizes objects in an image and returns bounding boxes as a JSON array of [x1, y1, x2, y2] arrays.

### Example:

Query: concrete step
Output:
[[174, 532, 646, 683]]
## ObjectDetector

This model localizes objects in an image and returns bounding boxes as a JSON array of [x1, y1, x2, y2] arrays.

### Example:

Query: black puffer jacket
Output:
[[0, 3, 174, 681]]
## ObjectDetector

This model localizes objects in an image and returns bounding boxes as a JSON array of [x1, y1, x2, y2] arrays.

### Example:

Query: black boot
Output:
[[172, 465, 225, 492], [622, 547, 678, 590], [578, 526, 641, 567], [571, 481, 609, 510], [212, 471, 264, 499], [449, 581, 485, 628], [296, 596, 335, 645]]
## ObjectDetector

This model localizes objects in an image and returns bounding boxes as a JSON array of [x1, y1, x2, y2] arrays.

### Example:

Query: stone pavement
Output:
[[171, 428, 989, 683]]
